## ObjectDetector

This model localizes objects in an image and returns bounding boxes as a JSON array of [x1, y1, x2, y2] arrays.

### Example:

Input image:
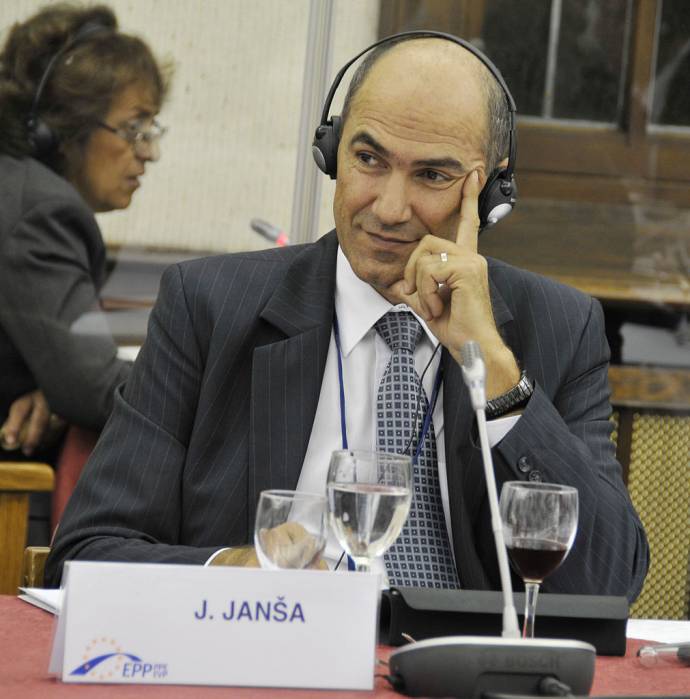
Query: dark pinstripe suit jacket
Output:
[[46, 231, 649, 600]]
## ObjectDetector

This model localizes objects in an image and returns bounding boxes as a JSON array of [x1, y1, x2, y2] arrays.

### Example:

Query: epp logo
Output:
[[70, 638, 168, 681]]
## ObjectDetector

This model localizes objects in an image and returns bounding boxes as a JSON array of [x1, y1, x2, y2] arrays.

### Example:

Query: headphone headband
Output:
[[312, 30, 518, 230], [321, 30, 510, 124]]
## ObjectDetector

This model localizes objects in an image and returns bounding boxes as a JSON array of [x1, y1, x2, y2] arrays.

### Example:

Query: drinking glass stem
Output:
[[353, 558, 371, 573], [522, 581, 540, 638]]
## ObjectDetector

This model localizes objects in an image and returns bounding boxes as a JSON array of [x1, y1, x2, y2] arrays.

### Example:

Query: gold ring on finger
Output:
[[440, 252, 448, 263]]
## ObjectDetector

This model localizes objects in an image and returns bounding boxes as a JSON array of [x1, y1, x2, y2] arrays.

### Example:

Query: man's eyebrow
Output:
[[412, 156, 466, 172], [349, 131, 390, 158], [348, 130, 466, 172]]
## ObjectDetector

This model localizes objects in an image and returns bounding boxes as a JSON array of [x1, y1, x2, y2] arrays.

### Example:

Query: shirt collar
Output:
[[335, 246, 438, 356]]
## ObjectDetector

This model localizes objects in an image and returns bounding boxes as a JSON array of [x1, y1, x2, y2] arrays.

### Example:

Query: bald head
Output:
[[341, 36, 510, 173]]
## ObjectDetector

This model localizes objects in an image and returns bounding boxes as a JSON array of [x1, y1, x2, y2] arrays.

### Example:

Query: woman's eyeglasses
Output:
[[96, 118, 167, 159]]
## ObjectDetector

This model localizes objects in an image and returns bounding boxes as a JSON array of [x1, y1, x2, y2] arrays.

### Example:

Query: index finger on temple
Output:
[[455, 170, 481, 252]]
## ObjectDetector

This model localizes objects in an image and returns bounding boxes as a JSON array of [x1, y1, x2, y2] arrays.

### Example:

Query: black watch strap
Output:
[[485, 370, 533, 418]]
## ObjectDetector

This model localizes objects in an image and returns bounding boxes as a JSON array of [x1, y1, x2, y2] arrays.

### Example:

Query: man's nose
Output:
[[371, 172, 412, 225]]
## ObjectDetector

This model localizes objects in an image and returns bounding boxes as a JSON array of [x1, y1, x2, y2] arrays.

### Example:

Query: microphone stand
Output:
[[475, 406, 520, 639]]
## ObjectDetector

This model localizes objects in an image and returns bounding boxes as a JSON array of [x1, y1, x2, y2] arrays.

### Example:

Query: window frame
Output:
[[378, 0, 690, 205]]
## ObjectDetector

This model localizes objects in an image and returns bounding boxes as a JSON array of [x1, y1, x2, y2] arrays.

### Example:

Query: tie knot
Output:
[[375, 311, 423, 353]]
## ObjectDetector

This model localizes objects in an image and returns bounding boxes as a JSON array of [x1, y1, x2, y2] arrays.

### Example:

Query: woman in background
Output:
[[0, 3, 171, 459]]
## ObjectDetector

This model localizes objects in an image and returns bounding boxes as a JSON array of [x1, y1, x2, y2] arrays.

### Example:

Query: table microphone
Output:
[[250, 218, 289, 246], [460, 340, 520, 639], [387, 341, 595, 698]]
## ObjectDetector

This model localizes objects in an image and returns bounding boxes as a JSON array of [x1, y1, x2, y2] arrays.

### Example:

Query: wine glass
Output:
[[326, 450, 412, 572], [254, 490, 327, 569], [499, 481, 578, 638]]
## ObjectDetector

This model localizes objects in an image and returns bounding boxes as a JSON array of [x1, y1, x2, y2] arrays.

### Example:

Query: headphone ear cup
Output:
[[311, 115, 342, 179], [477, 168, 517, 231], [27, 117, 59, 159]]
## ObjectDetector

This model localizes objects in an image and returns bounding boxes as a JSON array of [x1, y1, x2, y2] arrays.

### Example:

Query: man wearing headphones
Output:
[[46, 34, 648, 601]]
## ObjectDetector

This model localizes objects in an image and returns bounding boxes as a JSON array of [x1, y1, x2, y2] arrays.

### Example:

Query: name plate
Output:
[[50, 561, 380, 689]]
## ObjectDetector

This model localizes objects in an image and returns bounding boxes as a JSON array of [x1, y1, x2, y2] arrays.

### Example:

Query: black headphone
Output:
[[311, 30, 518, 231], [26, 20, 109, 158]]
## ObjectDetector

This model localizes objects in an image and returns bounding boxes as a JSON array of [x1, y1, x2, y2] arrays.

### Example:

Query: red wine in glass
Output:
[[507, 538, 569, 582]]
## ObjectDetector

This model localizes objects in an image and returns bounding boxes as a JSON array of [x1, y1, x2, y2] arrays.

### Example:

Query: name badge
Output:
[[50, 561, 380, 690]]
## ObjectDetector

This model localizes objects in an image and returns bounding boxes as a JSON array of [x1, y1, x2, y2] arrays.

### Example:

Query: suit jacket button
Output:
[[528, 469, 542, 482], [517, 456, 531, 473]]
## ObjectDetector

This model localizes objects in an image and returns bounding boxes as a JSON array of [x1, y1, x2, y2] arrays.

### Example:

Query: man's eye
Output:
[[420, 170, 449, 183], [357, 152, 379, 167]]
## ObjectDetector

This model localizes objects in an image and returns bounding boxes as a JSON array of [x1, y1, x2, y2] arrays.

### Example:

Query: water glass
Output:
[[326, 450, 412, 572], [254, 489, 327, 569]]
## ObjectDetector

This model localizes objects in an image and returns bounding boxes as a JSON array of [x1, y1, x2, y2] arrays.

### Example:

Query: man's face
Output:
[[333, 40, 489, 294]]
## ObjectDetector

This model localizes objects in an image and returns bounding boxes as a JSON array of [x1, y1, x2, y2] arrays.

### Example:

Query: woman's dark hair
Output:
[[0, 3, 172, 171]]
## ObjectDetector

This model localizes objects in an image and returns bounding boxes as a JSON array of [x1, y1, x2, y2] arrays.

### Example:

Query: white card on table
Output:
[[50, 561, 380, 690]]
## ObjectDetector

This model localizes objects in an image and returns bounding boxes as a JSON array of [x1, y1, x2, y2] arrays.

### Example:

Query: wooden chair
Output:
[[609, 366, 690, 620], [0, 462, 54, 594], [17, 427, 99, 590], [22, 546, 51, 588]]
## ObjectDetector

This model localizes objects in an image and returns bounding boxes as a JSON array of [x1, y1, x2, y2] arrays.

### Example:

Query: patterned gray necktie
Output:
[[375, 311, 460, 589]]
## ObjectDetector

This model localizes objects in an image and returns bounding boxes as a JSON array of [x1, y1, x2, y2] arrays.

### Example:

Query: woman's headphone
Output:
[[26, 20, 109, 158], [311, 31, 518, 231]]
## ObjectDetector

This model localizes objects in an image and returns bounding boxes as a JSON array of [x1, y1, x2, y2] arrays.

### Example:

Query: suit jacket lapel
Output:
[[248, 232, 338, 528], [443, 271, 515, 588]]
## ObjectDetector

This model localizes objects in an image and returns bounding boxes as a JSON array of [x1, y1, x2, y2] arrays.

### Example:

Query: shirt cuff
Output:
[[204, 547, 231, 566], [486, 414, 520, 446]]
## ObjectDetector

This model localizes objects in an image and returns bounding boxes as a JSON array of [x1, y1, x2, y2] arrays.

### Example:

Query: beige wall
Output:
[[0, 0, 379, 252]]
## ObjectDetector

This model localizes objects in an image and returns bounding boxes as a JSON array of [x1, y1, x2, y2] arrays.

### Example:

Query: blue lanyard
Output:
[[334, 316, 350, 450], [333, 317, 355, 571]]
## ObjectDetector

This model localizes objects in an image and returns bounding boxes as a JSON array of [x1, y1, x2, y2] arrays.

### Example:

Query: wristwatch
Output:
[[485, 370, 534, 418]]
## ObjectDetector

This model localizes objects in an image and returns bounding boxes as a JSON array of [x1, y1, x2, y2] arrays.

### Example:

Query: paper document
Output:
[[117, 345, 140, 361], [627, 619, 690, 644], [18, 587, 62, 615]]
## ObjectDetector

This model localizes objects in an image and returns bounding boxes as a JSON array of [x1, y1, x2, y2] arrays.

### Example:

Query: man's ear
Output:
[[472, 166, 488, 190], [478, 157, 509, 188]]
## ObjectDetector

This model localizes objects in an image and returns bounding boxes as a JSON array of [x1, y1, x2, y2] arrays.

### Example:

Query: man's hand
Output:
[[387, 170, 520, 398], [257, 521, 327, 569], [210, 523, 328, 570], [209, 546, 260, 567], [0, 390, 65, 456]]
